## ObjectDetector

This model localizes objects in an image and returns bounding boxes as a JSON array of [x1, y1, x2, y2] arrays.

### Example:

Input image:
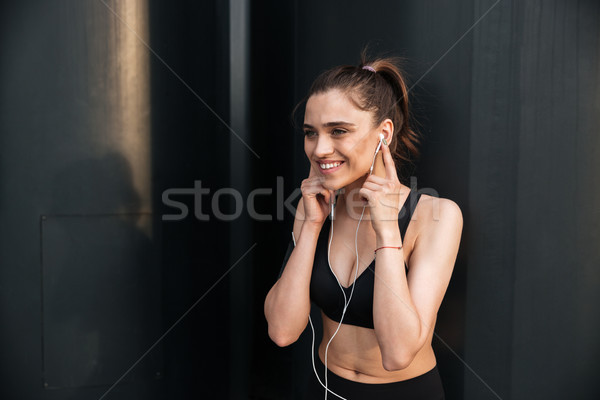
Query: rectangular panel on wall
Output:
[[40, 213, 163, 389]]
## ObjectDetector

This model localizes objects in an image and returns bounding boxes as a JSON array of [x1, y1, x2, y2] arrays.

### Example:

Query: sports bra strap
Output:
[[399, 189, 422, 238]]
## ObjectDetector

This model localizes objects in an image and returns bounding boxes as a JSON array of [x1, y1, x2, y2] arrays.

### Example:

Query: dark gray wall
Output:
[[0, 0, 235, 398], [466, 1, 600, 399], [1, 1, 599, 400]]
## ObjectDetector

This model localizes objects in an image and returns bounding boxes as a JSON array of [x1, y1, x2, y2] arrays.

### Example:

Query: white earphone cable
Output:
[[304, 135, 383, 399]]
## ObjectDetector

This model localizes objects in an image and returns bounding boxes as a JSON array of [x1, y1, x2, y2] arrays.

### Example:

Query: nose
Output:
[[313, 134, 334, 157]]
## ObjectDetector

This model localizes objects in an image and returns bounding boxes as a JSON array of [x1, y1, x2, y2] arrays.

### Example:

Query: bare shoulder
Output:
[[414, 194, 463, 243], [415, 194, 462, 226], [408, 194, 463, 272]]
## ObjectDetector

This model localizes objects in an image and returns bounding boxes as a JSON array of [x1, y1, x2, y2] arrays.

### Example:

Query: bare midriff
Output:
[[317, 311, 437, 383]]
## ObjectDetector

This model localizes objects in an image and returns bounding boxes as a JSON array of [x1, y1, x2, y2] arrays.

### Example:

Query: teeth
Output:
[[320, 162, 342, 170]]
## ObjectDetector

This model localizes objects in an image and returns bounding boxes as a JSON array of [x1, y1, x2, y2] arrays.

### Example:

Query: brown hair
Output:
[[292, 47, 422, 183]]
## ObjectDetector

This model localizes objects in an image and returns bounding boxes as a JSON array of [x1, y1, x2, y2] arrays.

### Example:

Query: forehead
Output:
[[304, 89, 370, 126]]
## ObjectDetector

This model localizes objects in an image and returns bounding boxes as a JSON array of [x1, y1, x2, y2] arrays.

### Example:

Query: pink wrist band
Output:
[[374, 245, 403, 258]]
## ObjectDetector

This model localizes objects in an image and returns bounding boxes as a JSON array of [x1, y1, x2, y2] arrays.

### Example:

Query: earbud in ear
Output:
[[379, 133, 389, 146], [369, 134, 386, 175]]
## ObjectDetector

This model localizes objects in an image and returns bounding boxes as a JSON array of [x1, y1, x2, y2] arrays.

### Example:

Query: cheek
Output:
[[342, 137, 369, 161], [345, 146, 367, 162], [303, 140, 311, 156], [347, 150, 372, 173]]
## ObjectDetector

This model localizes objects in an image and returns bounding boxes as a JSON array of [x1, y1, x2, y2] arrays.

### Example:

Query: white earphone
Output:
[[300, 133, 386, 399], [369, 133, 385, 175]]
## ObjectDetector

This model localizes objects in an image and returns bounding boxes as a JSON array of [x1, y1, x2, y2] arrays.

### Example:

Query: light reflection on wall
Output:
[[97, 0, 152, 236]]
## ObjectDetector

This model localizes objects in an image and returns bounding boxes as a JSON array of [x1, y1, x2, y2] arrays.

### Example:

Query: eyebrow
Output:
[[303, 121, 357, 129]]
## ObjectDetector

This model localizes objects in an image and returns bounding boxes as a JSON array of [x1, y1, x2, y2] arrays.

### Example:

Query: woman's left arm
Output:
[[372, 197, 463, 371], [360, 143, 463, 371]]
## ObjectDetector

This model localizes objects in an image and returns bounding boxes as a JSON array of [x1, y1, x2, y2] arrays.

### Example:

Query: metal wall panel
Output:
[[41, 213, 162, 389], [0, 0, 231, 398]]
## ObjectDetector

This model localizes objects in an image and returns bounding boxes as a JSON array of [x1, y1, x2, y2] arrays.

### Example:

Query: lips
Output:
[[318, 160, 344, 173]]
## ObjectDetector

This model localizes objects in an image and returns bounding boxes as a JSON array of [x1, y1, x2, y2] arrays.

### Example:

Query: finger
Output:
[[307, 181, 326, 197], [325, 189, 333, 205], [358, 188, 372, 204], [308, 169, 326, 186], [318, 188, 332, 205], [303, 180, 326, 199], [364, 174, 387, 185], [362, 181, 382, 192], [381, 141, 399, 180]]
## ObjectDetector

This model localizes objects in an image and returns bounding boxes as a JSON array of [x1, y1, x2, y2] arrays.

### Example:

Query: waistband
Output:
[[314, 353, 439, 386], [310, 352, 445, 399]]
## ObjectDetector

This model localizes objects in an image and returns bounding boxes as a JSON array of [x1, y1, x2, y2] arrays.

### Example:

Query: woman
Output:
[[264, 49, 463, 400]]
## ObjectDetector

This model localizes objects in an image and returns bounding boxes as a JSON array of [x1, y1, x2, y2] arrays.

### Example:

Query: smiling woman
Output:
[[264, 47, 463, 400]]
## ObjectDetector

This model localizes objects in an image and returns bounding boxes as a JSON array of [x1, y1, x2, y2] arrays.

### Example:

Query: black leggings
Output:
[[302, 352, 445, 400]]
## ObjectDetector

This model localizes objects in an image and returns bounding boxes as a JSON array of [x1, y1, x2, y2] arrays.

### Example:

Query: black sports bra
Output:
[[278, 188, 422, 329]]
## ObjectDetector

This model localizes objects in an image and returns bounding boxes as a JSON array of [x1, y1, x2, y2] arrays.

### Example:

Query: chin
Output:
[[320, 169, 360, 192], [322, 181, 339, 191], [318, 175, 341, 191], [323, 176, 353, 192]]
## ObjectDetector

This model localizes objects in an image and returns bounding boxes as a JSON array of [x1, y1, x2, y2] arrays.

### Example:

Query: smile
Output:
[[318, 161, 344, 172]]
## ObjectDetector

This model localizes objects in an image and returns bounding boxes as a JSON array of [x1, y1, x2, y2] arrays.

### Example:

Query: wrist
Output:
[[302, 220, 325, 235], [375, 229, 402, 247]]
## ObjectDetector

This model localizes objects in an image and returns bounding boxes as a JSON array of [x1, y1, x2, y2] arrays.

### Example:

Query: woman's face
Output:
[[303, 89, 382, 191]]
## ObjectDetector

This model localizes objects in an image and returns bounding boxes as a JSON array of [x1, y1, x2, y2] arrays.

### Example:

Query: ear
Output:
[[378, 118, 394, 146]]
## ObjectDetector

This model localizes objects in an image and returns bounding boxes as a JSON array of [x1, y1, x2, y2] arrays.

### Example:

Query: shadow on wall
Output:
[[41, 151, 163, 390]]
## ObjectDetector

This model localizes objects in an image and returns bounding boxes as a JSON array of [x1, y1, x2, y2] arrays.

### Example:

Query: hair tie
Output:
[[362, 65, 376, 73]]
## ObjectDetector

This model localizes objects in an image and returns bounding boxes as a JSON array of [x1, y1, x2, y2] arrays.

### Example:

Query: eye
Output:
[[303, 130, 316, 138], [331, 128, 346, 136]]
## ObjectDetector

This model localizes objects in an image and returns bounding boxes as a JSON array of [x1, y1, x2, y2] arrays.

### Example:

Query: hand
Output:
[[300, 164, 334, 226], [358, 141, 404, 235]]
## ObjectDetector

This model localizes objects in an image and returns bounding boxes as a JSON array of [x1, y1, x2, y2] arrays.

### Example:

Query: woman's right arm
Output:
[[264, 197, 323, 347]]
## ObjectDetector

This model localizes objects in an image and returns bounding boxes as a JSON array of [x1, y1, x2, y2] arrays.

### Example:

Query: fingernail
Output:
[[383, 138, 388, 146]]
